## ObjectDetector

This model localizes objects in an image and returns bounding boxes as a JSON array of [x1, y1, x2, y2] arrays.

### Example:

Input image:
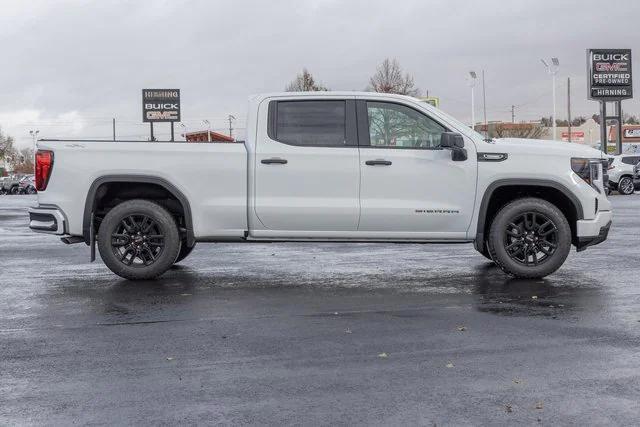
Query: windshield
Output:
[[415, 100, 487, 142]]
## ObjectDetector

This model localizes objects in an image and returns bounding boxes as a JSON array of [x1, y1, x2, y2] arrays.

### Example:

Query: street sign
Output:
[[419, 96, 440, 108], [142, 89, 181, 122], [587, 49, 632, 100]]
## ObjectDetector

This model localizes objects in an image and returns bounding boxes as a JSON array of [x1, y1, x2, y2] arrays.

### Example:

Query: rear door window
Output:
[[273, 101, 346, 146]]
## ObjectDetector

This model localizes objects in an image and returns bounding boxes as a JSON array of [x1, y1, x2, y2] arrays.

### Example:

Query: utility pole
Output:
[[511, 105, 515, 123], [228, 115, 236, 139], [112, 118, 116, 141], [202, 120, 211, 142], [482, 70, 487, 137], [567, 77, 571, 143]]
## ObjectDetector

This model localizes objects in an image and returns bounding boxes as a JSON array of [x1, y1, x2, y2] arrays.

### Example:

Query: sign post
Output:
[[142, 89, 181, 141], [587, 49, 632, 154]]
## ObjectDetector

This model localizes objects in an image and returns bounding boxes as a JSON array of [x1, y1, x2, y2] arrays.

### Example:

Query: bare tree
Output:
[[285, 68, 328, 91], [11, 147, 35, 174], [0, 127, 17, 165], [368, 58, 420, 96], [490, 123, 548, 139]]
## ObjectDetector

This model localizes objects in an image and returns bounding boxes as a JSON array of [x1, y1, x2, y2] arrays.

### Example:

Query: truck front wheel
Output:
[[487, 198, 571, 279], [174, 242, 196, 264], [97, 200, 181, 280]]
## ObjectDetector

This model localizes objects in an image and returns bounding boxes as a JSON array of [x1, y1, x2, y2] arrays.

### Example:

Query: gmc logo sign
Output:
[[146, 111, 179, 120], [595, 62, 628, 72]]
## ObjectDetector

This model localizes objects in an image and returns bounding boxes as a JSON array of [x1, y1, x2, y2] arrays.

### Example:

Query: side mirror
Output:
[[440, 132, 467, 161]]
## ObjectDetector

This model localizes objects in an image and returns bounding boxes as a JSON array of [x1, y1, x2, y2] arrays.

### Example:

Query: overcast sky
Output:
[[1, 0, 639, 147]]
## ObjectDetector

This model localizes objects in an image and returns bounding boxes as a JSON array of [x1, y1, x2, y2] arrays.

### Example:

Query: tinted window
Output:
[[621, 156, 640, 165], [366, 102, 445, 149], [275, 101, 346, 146]]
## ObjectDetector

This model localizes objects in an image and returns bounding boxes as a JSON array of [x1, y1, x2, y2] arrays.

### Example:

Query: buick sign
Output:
[[587, 49, 633, 100], [142, 89, 181, 122]]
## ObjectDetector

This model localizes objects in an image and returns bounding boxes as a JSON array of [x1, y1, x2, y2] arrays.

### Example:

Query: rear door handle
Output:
[[261, 158, 288, 165], [365, 159, 392, 166]]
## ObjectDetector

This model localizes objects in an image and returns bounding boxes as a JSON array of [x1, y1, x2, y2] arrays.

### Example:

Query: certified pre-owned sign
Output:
[[142, 89, 181, 122], [587, 49, 633, 100]]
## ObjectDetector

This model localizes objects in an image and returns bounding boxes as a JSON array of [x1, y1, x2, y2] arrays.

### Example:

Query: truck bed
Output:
[[36, 139, 248, 239]]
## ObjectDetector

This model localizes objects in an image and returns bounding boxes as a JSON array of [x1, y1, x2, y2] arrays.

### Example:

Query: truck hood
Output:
[[492, 138, 604, 159]]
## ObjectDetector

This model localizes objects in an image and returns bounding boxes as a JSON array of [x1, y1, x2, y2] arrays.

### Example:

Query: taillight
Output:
[[35, 150, 54, 191]]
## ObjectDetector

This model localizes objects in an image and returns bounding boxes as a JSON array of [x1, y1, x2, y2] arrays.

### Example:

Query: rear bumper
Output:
[[28, 206, 66, 235], [575, 210, 612, 252]]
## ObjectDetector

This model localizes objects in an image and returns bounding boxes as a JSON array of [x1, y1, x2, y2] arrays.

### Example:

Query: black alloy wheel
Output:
[[111, 215, 165, 267], [97, 199, 180, 280], [503, 212, 558, 266]]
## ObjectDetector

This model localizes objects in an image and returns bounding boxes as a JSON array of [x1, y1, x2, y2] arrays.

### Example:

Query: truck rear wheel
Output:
[[487, 198, 571, 279], [97, 200, 180, 280]]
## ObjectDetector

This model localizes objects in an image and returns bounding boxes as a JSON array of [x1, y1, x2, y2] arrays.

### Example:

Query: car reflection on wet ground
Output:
[[1, 195, 639, 425]]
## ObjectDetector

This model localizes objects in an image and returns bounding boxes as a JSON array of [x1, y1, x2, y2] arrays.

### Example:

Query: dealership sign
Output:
[[587, 49, 633, 100], [561, 131, 585, 142], [142, 89, 181, 122]]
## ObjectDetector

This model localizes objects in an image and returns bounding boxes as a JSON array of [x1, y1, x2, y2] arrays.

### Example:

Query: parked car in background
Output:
[[634, 162, 640, 191], [1, 175, 22, 195], [18, 175, 37, 194], [608, 154, 640, 195]]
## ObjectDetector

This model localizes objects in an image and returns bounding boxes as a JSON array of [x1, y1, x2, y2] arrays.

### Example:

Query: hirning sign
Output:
[[142, 89, 181, 122]]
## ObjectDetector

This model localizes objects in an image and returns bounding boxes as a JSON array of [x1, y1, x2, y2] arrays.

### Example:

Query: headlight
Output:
[[571, 158, 604, 193]]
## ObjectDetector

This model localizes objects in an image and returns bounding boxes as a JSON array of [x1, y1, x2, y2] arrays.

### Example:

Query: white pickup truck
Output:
[[30, 92, 612, 280]]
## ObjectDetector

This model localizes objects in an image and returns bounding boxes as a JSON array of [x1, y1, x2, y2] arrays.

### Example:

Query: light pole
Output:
[[202, 120, 211, 142], [467, 71, 477, 129], [179, 123, 188, 141], [29, 130, 40, 150], [541, 57, 559, 140]]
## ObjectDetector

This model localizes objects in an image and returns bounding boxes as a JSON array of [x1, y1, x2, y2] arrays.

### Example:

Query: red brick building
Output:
[[183, 131, 235, 142]]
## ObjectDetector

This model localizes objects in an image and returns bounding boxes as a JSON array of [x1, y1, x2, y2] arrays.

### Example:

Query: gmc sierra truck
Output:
[[29, 92, 612, 280]]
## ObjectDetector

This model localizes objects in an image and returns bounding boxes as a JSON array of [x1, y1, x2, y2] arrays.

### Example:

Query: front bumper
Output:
[[575, 210, 612, 252], [28, 207, 66, 235]]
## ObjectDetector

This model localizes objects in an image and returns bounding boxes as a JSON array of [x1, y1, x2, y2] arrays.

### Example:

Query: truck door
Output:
[[356, 100, 477, 239], [254, 98, 360, 234]]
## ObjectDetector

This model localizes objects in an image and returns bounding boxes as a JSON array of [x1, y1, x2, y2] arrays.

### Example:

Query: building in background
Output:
[[182, 131, 235, 142], [609, 124, 640, 153]]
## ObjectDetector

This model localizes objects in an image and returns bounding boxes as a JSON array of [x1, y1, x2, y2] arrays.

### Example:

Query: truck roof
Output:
[[248, 91, 424, 103]]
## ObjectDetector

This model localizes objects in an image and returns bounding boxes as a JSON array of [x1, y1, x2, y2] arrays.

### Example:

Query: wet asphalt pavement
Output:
[[1, 195, 639, 425]]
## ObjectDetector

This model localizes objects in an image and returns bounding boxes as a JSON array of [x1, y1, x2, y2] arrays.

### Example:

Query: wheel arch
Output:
[[83, 175, 194, 246], [475, 179, 584, 250]]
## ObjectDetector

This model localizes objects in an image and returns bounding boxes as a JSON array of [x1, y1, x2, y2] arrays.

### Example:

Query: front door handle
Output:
[[365, 159, 392, 166], [261, 158, 288, 165]]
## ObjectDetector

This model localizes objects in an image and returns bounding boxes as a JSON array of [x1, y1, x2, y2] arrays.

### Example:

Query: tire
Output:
[[97, 199, 180, 280], [477, 240, 493, 261], [618, 176, 635, 195], [9, 186, 19, 195], [174, 242, 196, 264], [487, 198, 571, 279]]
